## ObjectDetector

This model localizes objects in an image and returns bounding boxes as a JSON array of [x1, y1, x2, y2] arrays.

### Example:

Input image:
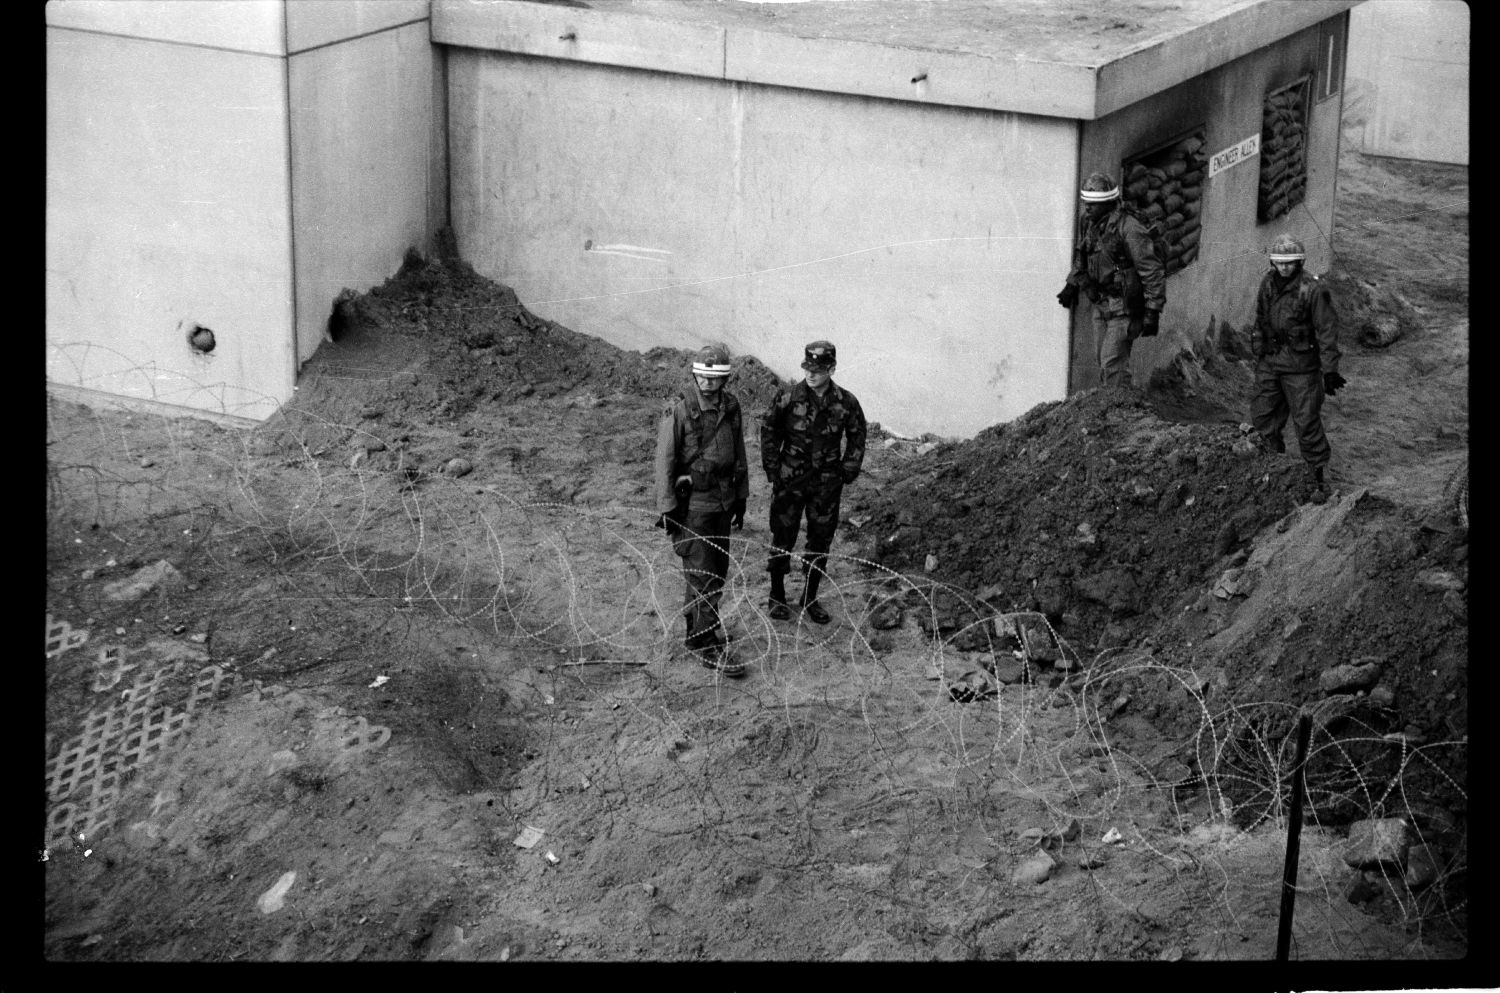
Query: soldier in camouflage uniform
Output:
[[1057, 171, 1166, 387], [760, 341, 867, 624], [1250, 234, 1345, 504], [654, 343, 749, 677]]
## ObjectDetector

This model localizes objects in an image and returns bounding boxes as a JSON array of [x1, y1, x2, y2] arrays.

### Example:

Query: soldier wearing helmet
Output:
[[1250, 234, 1345, 503], [654, 342, 750, 676], [1056, 171, 1167, 387], [760, 340, 867, 624]]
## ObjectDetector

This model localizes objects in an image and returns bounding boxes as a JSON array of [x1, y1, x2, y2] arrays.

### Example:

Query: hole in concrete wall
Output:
[[186, 322, 216, 354], [327, 288, 359, 343]]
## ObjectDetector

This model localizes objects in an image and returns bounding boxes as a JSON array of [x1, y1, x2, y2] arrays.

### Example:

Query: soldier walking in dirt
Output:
[[1250, 234, 1345, 504], [1056, 171, 1167, 387], [760, 341, 867, 625], [654, 343, 749, 677]]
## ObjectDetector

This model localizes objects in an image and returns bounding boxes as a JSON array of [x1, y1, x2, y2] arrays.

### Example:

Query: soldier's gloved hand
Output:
[[656, 513, 683, 540], [1323, 371, 1347, 396], [1140, 311, 1160, 337], [730, 499, 745, 531], [841, 466, 859, 485], [1056, 283, 1079, 309]]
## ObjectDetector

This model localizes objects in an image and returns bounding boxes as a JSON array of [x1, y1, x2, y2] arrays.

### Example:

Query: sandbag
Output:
[[1174, 135, 1205, 156]]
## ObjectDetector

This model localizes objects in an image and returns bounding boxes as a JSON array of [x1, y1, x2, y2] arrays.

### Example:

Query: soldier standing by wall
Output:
[[654, 343, 749, 677], [1250, 234, 1345, 504], [760, 341, 867, 625], [1056, 171, 1167, 387]]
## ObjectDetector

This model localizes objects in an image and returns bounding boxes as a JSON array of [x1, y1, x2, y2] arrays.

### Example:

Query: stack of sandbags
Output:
[[1123, 131, 1208, 275], [1258, 87, 1307, 222]]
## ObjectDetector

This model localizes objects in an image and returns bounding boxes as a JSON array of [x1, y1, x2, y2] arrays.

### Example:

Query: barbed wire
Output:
[[45, 393, 1468, 957]]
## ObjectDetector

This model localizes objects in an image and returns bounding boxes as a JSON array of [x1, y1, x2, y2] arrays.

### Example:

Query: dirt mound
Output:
[[336, 245, 791, 420], [853, 386, 1306, 648]]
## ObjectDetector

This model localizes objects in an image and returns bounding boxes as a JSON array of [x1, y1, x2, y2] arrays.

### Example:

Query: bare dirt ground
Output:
[[43, 120, 1468, 971]]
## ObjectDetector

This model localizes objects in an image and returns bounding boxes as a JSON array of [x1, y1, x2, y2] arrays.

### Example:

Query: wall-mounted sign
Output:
[[1207, 134, 1261, 178]]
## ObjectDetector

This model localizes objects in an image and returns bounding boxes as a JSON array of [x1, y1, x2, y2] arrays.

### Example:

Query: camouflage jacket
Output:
[[1252, 269, 1340, 375], [654, 387, 749, 514], [1065, 205, 1166, 317], [760, 380, 867, 491]]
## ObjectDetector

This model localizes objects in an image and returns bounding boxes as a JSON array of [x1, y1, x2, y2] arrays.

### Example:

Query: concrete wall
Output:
[[46, 3, 295, 421], [46, 0, 443, 421], [288, 3, 442, 366], [447, 50, 1078, 438], [1346, 0, 1468, 165], [1073, 15, 1347, 392]]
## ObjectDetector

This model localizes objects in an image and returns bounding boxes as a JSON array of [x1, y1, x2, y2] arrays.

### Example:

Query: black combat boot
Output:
[[698, 639, 747, 678], [1306, 464, 1329, 505], [1256, 433, 1286, 455], [768, 572, 790, 620], [799, 570, 831, 625]]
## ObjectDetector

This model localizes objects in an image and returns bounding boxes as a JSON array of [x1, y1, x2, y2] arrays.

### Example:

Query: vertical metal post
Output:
[[1276, 712, 1314, 962]]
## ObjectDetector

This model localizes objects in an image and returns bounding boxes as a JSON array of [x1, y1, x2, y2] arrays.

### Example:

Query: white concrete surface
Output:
[[290, 19, 440, 365], [46, 27, 295, 421], [286, 0, 429, 53], [434, 0, 1361, 119], [449, 50, 1077, 438], [1346, 0, 1468, 165], [45, 0, 286, 56], [47, 0, 442, 421]]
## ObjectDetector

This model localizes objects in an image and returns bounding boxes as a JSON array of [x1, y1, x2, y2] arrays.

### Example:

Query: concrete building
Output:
[[48, 0, 1360, 437], [46, 0, 446, 422], [1346, 0, 1468, 165]]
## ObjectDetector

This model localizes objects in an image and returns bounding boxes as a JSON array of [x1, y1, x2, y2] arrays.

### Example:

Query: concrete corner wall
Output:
[[46, 6, 295, 420], [1074, 16, 1347, 392], [447, 50, 1078, 438], [288, 3, 443, 366], [1346, 0, 1468, 165], [47, 0, 442, 422]]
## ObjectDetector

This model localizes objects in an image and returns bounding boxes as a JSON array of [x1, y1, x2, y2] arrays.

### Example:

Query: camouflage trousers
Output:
[[1093, 307, 1136, 388], [1250, 362, 1330, 468], [766, 483, 842, 581], [674, 507, 733, 648]]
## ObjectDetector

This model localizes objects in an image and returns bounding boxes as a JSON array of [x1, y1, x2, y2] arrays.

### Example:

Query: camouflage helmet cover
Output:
[[801, 340, 837, 371], [1268, 234, 1306, 263], [692, 342, 733, 378], [1079, 171, 1121, 203]]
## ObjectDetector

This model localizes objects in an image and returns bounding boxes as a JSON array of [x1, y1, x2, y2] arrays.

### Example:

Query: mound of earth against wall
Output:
[[848, 378, 1467, 833]]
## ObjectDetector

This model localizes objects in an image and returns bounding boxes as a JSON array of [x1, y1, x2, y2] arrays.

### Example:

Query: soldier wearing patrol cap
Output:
[[1056, 171, 1167, 387], [654, 342, 749, 677], [760, 340, 867, 625], [1250, 234, 1345, 504]]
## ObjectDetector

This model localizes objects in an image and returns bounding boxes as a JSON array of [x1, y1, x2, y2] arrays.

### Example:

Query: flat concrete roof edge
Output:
[[432, 0, 1361, 119], [1095, 0, 1362, 118]]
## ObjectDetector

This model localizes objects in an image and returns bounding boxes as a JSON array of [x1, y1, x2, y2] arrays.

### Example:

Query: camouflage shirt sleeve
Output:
[[1122, 214, 1166, 313], [840, 390, 867, 484], [653, 399, 683, 514], [731, 398, 750, 502], [1251, 273, 1271, 355], [760, 390, 787, 480], [1065, 212, 1089, 287], [1309, 279, 1341, 375]]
